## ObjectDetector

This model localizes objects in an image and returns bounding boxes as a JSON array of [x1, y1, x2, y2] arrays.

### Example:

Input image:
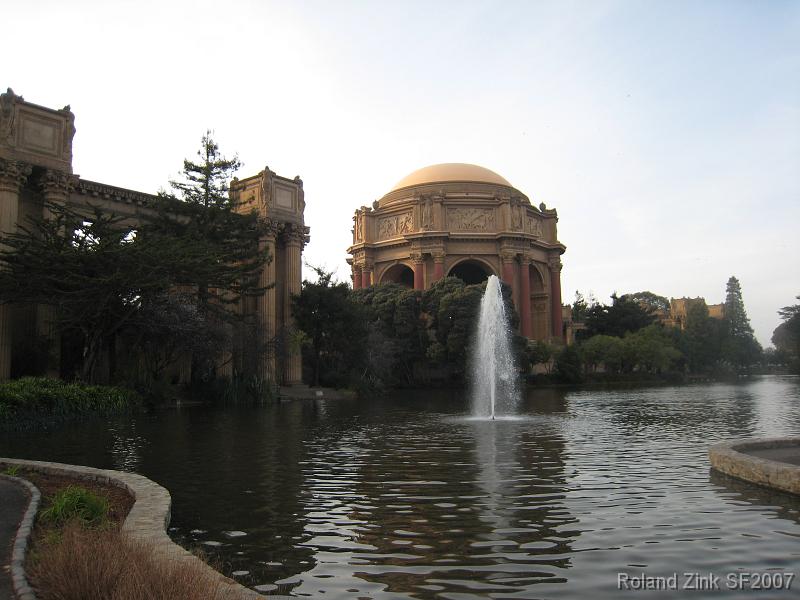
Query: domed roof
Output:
[[390, 163, 512, 191]]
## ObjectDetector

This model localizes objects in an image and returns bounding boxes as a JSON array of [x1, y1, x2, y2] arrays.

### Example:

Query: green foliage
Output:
[[581, 334, 624, 373], [4, 465, 20, 476], [773, 295, 800, 374], [721, 276, 762, 371], [680, 300, 724, 374], [0, 377, 140, 429], [622, 325, 683, 373], [581, 293, 657, 339], [293, 267, 368, 388], [168, 130, 241, 209], [528, 340, 555, 368], [39, 486, 109, 528], [554, 344, 583, 383], [625, 291, 671, 313]]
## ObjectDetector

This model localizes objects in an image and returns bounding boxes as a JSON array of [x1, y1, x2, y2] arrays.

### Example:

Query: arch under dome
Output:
[[390, 163, 512, 192]]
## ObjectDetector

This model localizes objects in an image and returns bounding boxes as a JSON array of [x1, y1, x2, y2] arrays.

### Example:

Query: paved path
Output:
[[0, 478, 28, 600]]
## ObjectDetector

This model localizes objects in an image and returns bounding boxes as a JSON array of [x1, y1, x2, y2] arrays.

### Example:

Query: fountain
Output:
[[471, 275, 519, 419]]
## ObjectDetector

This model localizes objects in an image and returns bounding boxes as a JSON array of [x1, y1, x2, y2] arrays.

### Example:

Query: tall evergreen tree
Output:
[[149, 132, 269, 381], [721, 276, 762, 370], [168, 131, 241, 209]]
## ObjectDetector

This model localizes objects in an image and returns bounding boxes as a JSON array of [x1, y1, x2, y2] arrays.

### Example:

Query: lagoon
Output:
[[2, 376, 799, 599]]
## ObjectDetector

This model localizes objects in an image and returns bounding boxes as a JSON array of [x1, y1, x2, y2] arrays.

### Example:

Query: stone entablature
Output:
[[347, 164, 566, 342], [0, 89, 308, 384]]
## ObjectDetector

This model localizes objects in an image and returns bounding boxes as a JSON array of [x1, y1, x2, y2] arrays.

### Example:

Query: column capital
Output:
[[432, 251, 446, 264], [548, 257, 563, 271], [282, 222, 310, 248], [0, 159, 32, 193], [500, 250, 518, 264], [410, 251, 425, 264], [40, 169, 78, 198]]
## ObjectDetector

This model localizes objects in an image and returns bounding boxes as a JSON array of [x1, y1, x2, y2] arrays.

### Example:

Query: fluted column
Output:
[[0, 160, 32, 380], [501, 252, 515, 288], [520, 255, 532, 338], [284, 225, 305, 385], [352, 265, 362, 290], [257, 222, 278, 382], [411, 253, 425, 290], [38, 170, 76, 377], [550, 258, 563, 340], [432, 252, 445, 282]]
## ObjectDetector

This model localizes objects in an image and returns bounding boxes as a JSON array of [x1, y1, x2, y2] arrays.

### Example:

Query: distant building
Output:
[[0, 88, 308, 383], [657, 297, 725, 330], [346, 163, 567, 342]]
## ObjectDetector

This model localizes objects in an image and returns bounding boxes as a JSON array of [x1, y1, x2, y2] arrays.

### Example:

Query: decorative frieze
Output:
[[525, 216, 542, 237], [448, 207, 495, 231], [378, 211, 413, 239]]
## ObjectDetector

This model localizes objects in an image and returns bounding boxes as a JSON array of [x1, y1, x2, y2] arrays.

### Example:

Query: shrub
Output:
[[0, 377, 141, 429], [39, 486, 110, 528], [29, 521, 224, 600]]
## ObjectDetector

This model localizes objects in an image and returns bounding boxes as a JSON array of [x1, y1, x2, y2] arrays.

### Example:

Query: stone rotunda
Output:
[[346, 163, 566, 341]]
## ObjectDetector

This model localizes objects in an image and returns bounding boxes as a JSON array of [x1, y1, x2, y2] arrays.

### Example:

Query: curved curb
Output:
[[709, 437, 800, 496], [0, 458, 265, 600], [0, 473, 40, 600]]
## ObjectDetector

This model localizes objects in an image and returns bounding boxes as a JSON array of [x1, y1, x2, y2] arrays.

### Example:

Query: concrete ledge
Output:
[[709, 437, 800, 496], [0, 473, 40, 600], [0, 458, 265, 600]]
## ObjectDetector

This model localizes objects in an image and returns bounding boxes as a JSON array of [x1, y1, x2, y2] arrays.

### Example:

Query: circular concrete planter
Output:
[[0, 458, 265, 600], [709, 437, 800, 496]]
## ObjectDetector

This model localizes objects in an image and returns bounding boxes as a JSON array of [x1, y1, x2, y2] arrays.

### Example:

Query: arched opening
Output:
[[530, 264, 545, 292], [381, 263, 414, 288], [448, 260, 492, 285]]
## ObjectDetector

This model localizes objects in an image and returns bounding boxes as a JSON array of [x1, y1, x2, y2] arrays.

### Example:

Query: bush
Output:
[[554, 345, 584, 384], [0, 377, 141, 430], [39, 486, 110, 528], [29, 521, 224, 600]]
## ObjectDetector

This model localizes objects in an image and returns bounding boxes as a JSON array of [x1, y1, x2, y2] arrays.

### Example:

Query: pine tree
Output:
[[721, 276, 762, 370], [168, 131, 241, 208]]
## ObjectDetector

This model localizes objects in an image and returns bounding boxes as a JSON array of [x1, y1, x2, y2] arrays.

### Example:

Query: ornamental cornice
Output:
[[40, 169, 79, 197], [0, 158, 32, 191], [76, 179, 158, 207]]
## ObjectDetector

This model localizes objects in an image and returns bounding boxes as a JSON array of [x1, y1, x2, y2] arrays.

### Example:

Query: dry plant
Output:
[[29, 521, 225, 600]]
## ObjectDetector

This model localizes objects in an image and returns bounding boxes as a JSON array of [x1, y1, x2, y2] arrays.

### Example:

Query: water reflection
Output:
[[1, 377, 799, 598]]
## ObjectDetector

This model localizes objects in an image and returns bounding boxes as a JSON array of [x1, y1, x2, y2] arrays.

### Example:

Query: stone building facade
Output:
[[0, 88, 307, 383], [347, 164, 566, 341]]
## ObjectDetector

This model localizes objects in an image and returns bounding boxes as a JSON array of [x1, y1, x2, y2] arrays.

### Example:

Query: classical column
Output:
[[411, 253, 425, 291], [0, 160, 32, 380], [550, 258, 563, 340], [256, 221, 278, 382], [501, 252, 516, 287], [352, 265, 362, 290], [284, 225, 305, 385], [38, 170, 76, 377], [520, 255, 532, 338], [361, 261, 373, 289], [432, 252, 445, 282]]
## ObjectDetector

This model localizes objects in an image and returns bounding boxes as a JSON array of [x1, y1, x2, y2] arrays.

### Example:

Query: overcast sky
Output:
[[6, 0, 799, 346]]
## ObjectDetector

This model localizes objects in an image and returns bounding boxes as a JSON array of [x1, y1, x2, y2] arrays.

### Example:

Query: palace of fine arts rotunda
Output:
[[347, 163, 566, 342]]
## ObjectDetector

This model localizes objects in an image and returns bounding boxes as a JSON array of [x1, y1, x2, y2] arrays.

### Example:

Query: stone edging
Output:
[[709, 437, 800, 496], [0, 458, 265, 600], [0, 473, 40, 600]]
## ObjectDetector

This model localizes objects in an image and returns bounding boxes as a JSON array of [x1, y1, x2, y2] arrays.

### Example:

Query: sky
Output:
[[5, 0, 799, 346]]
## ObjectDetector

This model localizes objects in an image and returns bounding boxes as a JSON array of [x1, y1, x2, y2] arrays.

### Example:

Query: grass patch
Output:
[[0, 377, 141, 430], [39, 486, 110, 528], [29, 521, 225, 600], [4, 464, 21, 476]]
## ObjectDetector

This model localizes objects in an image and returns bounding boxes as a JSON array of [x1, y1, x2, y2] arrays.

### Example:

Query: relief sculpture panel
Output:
[[525, 216, 543, 237], [378, 211, 413, 239], [449, 207, 495, 231]]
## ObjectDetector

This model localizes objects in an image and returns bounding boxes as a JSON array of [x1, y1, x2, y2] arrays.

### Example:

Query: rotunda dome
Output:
[[390, 163, 512, 192]]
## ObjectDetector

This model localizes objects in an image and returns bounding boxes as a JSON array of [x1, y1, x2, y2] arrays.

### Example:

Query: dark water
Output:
[[2, 376, 800, 599]]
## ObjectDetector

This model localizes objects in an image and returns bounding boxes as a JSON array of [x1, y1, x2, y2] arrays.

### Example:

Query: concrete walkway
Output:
[[0, 478, 28, 600]]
